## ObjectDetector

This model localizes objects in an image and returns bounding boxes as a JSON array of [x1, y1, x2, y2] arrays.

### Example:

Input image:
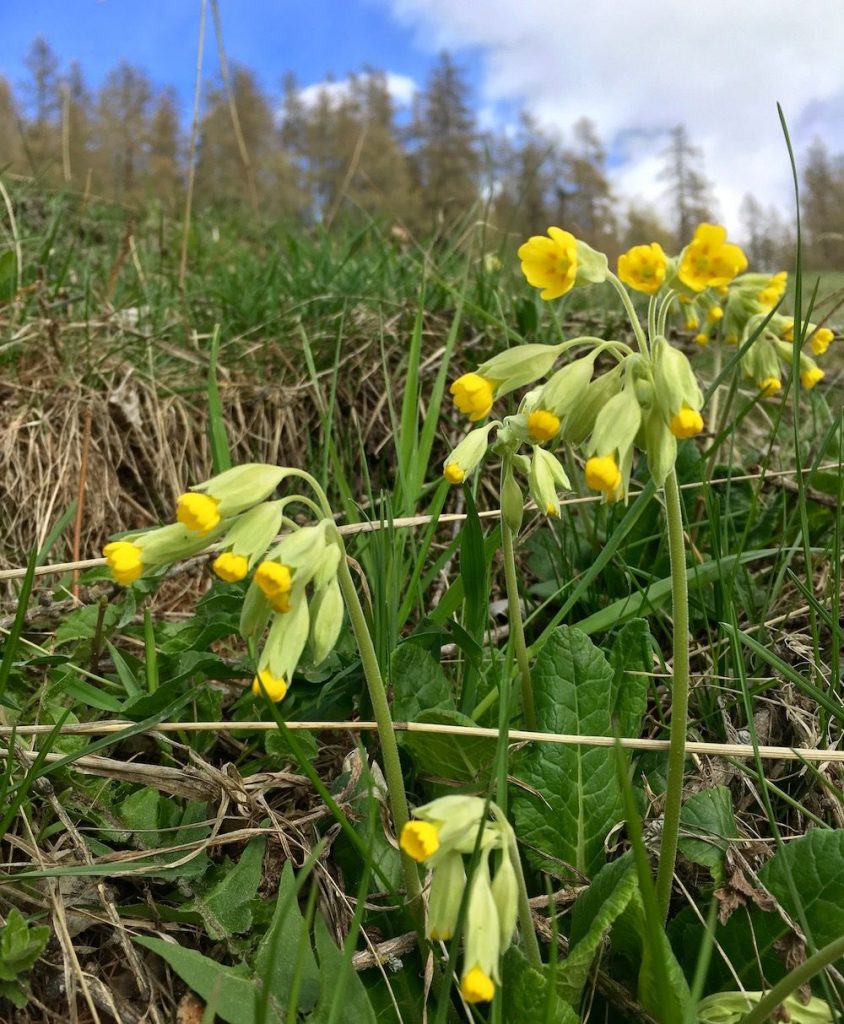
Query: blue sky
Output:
[[2, 0, 843, 229], [0, 0, 480, 113]]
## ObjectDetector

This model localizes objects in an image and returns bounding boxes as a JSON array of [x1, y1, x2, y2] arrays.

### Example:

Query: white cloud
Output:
[[380, 0, 844, 234], [299, 71, 417, 109]]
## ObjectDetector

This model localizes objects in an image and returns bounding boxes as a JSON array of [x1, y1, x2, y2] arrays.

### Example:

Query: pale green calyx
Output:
[[573, 239, 609, 285], [534, 352, 597, 419], [132, 521, 224, 566], [192, 463, 288, 516], [308, 575, 344, 665], [443, 422, 499, 481], [501, 465, 525, 535], [217, 500, 285, 567], [696, 991, 834, 1024], [528, 446, 571, 518], [490, 852, 519, 950], [426, 851, 466, 941], [463, 853, 503, 985], [260, 592, 310, 680], [651, 336, 703, 417], [477, 342, 566, 398]]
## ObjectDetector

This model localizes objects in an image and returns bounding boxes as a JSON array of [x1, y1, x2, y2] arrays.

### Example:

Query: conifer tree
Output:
[[559, 117, 616, 253], [21, 36, 61, 174], [94, 62, 153, 199], [148, 88, 182, 210], [492, 112, 558, 237], [802, 138, 844, 268], [61, 62, 93, 186], [659, 124, 713, 247], [408, 52, 478, 233], [0, 76, 24, 172]]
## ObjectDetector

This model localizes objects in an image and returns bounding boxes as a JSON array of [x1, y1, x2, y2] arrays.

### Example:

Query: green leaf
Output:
[[0, 249, 17, 303], [678, 786, 738, 884], [136, 936, 257, 1024], [306, 916, 377, 1024], [0, 909, 50, 982], [253, 863, 320, 1014], [403, 708, 496, 783], [560, 854, 638, 1005], [608, 618, 651, 737], [502, 947, 579, 1024], [54, 601, 121, 646], [0, 978, 29, 1009], [117, 788, 164, 848], [187, 837, 266, 939], [672, 829, 844, 993], [391, 642, 454, 722], [511, 627, 622, 876]]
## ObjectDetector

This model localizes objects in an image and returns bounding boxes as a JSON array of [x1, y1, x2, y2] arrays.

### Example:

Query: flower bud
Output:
[[562, 366, 623, 445], [528, 447, 570, 518], [260, 593, 310, 686], [490, 853, 519, 951], [251, 668, 288, 702], [443, 423, 497, 484], [427, 852, 466, 941], [501, 466, 524, 535], [215, 500, 285, 574], [308, 576, 344, 665], [533, 353, 597, 420], [180, 464, 288, 527], [477, 342, 566, 399], [461, 854, 502, 997], [651, 337, 703, 424], [643, 405, 677, 488]]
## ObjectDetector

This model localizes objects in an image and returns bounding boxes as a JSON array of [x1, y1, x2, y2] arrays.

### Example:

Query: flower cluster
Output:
[[400, 796, 519, 1004], [102, 464, 345, 703], [445, 221, 833, 510], [682, 267, 834, 394]]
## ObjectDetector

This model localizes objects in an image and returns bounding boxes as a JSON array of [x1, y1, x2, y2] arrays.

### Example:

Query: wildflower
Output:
[[461, 965, 496, 1004], [677, 224, 748, 292], [706, 305, 724, 323], [490, 854, 519, 949], [308, 576, 344, 665], [528, 446, 571, 518], [694, 333, 710, 346], [527, 409, 560, 443], [809, 327, 833, 355], [177, 464, 288, 533], [450, 373, 497, 421], [251, 668, 288, 702], [585, 455, 622, 497], [518, 226, 578, 299], [801, 366, 824, 389], [103, 541, 143, 585], [460, 855, 501, 1003], [443, 423, 497, 484], [401, 821, 440, 861], [176, 492, 221, 535], [759, 376, 781, 397], [255, 561, 294, 613], [213, 551, 249, 582], [669, 406, 704, 439], [617, 243, 668, 294], [259, 596, 310, 691], [400, 796, 487, 862], [427, 852, 465, 940]]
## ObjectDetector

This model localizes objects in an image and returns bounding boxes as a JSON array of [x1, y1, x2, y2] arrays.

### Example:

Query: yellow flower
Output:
[[781, 320, 794, 342], [450, 373, 496, 422], [757, 271, 788, 309], [801, 366, 824, 389], [684, 312, 700, 331], [694, 333, 710, 347], [444, 463, 465, 485], [103, 541, 143, 586], [255, 561, 293, 612], [527, 409, 561, 443], [400, 820, 440, 862], [706, 306, 724, 323], [669, 406, 704, 439], [759, 376, 781, 397], [176, 492, 221, 535], [517, 226, 578, 300], [251, 668, 288, 702], [213, 552, 249, 582], [809, 327, 833, 356], [460, 965, 495, 1004], [617, 243, 667, 294], [584, 455, 622, 497], [678, 224, 748, 292]]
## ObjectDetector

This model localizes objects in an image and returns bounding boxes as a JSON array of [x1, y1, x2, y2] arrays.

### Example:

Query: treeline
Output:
[[1, 37, 842, 266]]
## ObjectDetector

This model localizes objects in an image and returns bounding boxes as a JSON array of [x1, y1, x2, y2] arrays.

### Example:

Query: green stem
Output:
[[509, 828, 542, 969], [656, 290, 678, 338], [654, 469, 690, 923], [739, 934, 844, 1024], [331, 526, 423, 916], [607, 272, 649, 356], [501, 513, 536, 731]]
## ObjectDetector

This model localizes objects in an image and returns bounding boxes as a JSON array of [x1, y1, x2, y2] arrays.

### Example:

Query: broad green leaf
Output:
[[608, 618, 651, 737], [678, 786, 738, 884], [136, 936, 257, 1024], [560, 854, 638, 1005], [672, 828, 844, 993], [253, 862, 320, 1013], [0, 909, 50, 981], [187, 837, 266, 939], [117, 788, 163, 847], [511, 627, 622, 876], [502, 947, 579, 1024], [0, 978, 29, 1009], [403, 708, 496, 782], [391, 643, 454, 723], [307, 916, 377, 1024]]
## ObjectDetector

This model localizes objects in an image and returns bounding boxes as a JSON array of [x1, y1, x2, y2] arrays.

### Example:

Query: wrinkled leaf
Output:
[[502, 947, 579, 1024], [679, 785, 738, 884], [187, 837, 266, 939]]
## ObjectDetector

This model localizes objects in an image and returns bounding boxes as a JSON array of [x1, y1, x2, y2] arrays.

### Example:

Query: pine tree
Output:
[[559, 117, 616, 252], [148, 88, 182, 210], [0, 76, 24, 172], [492, 112, 558, 237], [21, 36, 61, 174], [94, 62, 153, 199], [622, 203, 673, 251], [659, 124, 713, 247], [408, 52, 478, 233], [61, 62, 93, 186], [802, 138, 844, 268]]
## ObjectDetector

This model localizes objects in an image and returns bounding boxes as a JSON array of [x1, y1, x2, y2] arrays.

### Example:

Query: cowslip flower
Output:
[[678, 224, 748, 292], [809, 327, 834, 356], [450, 373, 497, 422], [526, 409, 560, 443], [255, 561, 294, 613], [518, 226, 578, 299], [176, 464, 288, 534], [213, 551, 249, 582], [251, 668, 288, 702], [211, 501, 286, 583], [443, 423, 498, 485], [617, 242, 668, 295], [103, 541, 143, 585]]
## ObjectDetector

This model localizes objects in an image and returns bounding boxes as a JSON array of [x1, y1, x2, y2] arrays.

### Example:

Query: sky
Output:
[[2, 0, 843, 234]]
